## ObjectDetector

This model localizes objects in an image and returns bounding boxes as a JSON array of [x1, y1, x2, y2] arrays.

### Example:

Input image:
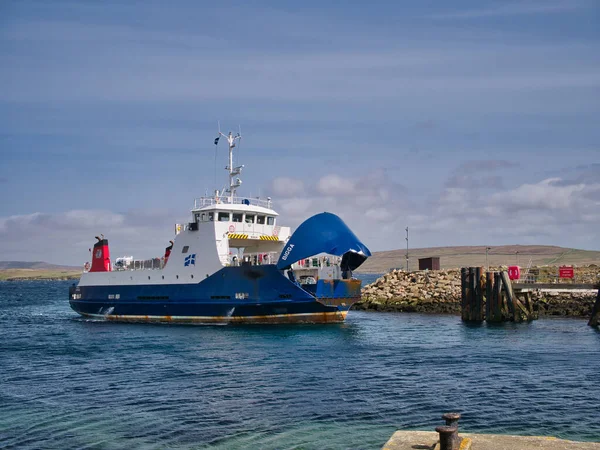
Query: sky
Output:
[[0, 0, 599, 265]]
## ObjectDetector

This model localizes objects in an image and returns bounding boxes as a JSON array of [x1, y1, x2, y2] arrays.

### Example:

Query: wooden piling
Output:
[[501, 271, 521, 322], [474, 267, 483, 322], [461, 267, 485, 322], [489, 272, 503, 323], [462, 267, 540, 324], [485, 272, 493, 321], [469, 267, 477, 321], [461, 268, 468, 321], [588, 289, 600, 327], [499, 271, 513, 320], [525, 291, 537, 320]]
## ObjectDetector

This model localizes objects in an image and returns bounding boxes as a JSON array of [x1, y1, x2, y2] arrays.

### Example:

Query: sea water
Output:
[[1, 279, 599, 449]]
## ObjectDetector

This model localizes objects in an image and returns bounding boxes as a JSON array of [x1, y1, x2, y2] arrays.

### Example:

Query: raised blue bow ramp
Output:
[[276, 212, 371, 270]]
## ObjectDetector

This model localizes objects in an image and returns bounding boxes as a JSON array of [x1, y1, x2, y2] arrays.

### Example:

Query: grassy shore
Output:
[[357, 245, 600, 273], [0, 269, 81, 281]]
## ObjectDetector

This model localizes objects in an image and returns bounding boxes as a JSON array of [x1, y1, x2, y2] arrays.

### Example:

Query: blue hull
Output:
[[69, 265, 361, 324]]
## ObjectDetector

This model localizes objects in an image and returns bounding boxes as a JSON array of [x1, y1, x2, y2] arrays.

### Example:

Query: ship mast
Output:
[[218, 128, 243, 203]]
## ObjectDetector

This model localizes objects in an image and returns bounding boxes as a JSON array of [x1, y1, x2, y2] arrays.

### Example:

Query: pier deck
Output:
[[383, 430, 600, 450], [513, 283, 599, 290]]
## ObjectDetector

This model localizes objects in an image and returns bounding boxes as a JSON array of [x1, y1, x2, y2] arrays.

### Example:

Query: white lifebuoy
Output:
[[273, 227, 279, 236], [84, 262, 90, 272], [228, 224, 235, 233]]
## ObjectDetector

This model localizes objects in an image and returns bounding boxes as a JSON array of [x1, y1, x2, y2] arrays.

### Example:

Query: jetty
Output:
[[382, 413, 600, 450], [358, 266, 599, 322], [459, 267, 600, 326], [383, 430, 600, 450]]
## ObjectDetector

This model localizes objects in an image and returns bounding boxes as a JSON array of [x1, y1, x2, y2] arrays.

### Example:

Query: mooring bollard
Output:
[[442, 412, 461, 428], [435, 425, 459, 450]]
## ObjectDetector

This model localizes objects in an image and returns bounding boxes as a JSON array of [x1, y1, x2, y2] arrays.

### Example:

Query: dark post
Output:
[[405, 227, 409, 271], [501, 271, 523, 322], [461, 268, 468, 321], [478, 268, 486, 321], [523, 291, 534, 319], [496, 272, 507, 321], [442, 412, 461, 428], [469, 267, 477, 321], [474, 267, 482, 322], [500, 271, 517, 320], [495, 271, 505, 322], [485, 272, 493, 321], [435, 425, 459, 450], [589, 288, 600, 327]]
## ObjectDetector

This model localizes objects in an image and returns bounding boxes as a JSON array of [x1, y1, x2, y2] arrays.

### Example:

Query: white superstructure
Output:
[[78, 126, 291, 286]]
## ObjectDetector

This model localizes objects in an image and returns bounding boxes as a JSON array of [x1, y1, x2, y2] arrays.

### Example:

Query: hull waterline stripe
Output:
[[79, 311, 347, 323]]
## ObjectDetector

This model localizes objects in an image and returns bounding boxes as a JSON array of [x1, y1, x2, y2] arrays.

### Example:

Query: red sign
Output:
[[559, 266, 574, 279], [508, 266, 521, 280]]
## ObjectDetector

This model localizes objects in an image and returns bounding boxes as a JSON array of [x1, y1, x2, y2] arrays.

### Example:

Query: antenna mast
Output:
[[218, 127, 243, 203]]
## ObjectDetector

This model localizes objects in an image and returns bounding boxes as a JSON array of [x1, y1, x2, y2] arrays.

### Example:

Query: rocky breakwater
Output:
[[355, 269, 462, 314], [531, 290, 598, 318], [356, 267, 599, 318]]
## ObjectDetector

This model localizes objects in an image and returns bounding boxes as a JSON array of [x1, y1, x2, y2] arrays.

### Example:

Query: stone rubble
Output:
[[356, 267, 599, 317]]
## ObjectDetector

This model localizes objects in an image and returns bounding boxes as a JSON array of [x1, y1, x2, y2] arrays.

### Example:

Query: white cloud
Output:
[[316, 174, 355, 196], [271, 177, 305, 197], [490, 178, 588, 211], [278, 198, 313, 218], [0, 209, 180, 265], [1, 171, 599, 264], [364, 207, 393, 222]]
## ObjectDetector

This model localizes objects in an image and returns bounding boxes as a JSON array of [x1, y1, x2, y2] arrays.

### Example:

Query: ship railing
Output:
[[291, 255, 342, 270], [227, 251, 278, 267], [113, 258, 165, 271], [194, 196, 273, 209]]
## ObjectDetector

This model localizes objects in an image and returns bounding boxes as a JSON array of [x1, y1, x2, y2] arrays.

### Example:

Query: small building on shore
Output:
[[418, 257, 440, 271]]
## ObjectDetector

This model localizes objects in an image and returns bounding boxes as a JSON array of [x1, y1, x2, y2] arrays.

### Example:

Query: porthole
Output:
[[162, 275, 164, 280], [176, 275, 179, 279], [191, 274, 194, 279], [148, 276, 151, 280]]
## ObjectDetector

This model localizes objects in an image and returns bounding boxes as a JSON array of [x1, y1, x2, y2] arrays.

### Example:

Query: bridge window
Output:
[[256, 215, 265, 224], [208, 212, 214, 221], [194, 213, 200, 223], [267, 216, 275, 225], [201, 213, 206, 221], [232, 213, 243, 222], [182, 246, 189, 253], [245, 214, 255, 224], [218, 212, 230, 222]]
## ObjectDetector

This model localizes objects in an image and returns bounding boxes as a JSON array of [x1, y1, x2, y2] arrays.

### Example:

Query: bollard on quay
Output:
[[435, 425, 459, 450], [442, 412, 461, 428]]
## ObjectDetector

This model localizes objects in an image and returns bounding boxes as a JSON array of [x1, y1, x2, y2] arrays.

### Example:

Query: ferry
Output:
[[68, 128, 371, 324]]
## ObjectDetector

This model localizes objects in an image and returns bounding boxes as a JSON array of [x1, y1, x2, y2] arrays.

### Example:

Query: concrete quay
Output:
[[382, 430, 600, 450]]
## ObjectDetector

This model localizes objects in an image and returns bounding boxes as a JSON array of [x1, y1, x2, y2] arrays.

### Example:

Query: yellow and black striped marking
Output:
[[260, 235, 279, 241], [228, 233, 248, 239]]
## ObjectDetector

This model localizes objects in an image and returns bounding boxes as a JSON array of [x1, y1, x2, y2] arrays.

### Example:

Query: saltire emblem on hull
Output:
[[184, 254, 196, 266]]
